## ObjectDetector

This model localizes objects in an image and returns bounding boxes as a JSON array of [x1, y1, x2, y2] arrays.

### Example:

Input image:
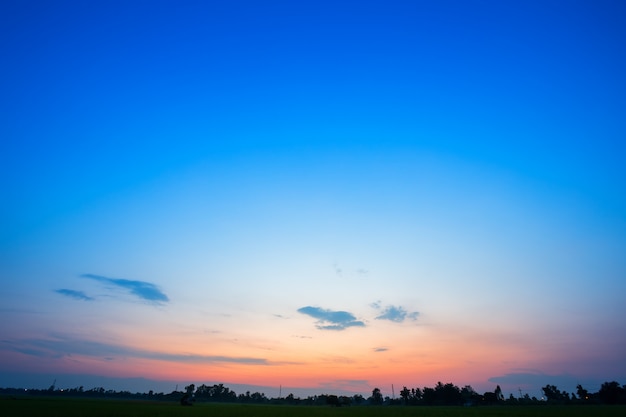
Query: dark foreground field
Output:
[[2, 397, 626, 417]]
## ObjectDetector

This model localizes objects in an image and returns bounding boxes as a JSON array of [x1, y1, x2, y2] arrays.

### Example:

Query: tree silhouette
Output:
[[325, 394, 339, 406], [482, 386, 503, 405], [461, 385, 480, 405], [352, 394, 365, 404], [2, 378, 625, 406], [598, 381, 625, 405], [370, 387, 383, 405], [495, 385, 504, 401], [542, 384, 570, 404], [576, 384, 589, 401], [180, 384, 195, 406], [400, 386, 411, 405], [420, 382, 464, 405], [422, 387, 436, 405]]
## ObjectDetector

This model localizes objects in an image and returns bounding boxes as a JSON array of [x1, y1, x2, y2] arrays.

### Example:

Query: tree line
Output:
[[1, 380, 625, 406], [390, 381, 626, 406]]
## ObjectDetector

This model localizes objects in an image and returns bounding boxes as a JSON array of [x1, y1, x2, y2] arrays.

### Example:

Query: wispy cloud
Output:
[[55, 289, 94, 301], [2, 335, 269, 365], [81, 274, 169, 303], [373, 347, 388, 352], [333, 262, 369, 278], [297, 306, 365, 331], [372, 303, 419, 323]]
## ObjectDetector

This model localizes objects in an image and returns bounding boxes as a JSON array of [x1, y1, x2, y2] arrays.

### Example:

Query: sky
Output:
[[1, 0, 625, 399]]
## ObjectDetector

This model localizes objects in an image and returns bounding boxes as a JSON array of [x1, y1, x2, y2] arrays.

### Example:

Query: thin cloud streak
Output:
[[81, 274, 169, 303], [297, 306, 365, 331], [55, 289, 94, 301]]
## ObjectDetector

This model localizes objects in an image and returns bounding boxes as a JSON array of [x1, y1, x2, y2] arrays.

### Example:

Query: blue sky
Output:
[[1, 0, 625, 397]]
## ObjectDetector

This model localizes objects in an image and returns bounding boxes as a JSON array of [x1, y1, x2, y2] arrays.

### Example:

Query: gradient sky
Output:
[[1, 0, 625, 399]]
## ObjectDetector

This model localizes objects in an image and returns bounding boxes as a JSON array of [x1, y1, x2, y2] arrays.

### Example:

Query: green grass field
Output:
[[2, 397, 625, 417]]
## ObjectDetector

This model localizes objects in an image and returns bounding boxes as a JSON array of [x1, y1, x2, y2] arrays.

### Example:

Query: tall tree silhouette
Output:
[[370, 387, 383, 405]]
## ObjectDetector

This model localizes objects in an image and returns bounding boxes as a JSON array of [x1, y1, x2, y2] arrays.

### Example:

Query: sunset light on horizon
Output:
[[1, 0, 625, 400]]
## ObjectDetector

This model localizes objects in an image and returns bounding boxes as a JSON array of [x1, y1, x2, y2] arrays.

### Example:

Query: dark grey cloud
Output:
[[2, 335, 268, 365], [317, 379, 372, 393], [373, 304, 419, 323], [55, 289, 94, 301], [373, 347, 388, 352], [487, 371, 595, 397], [488, 371, 580, 387], [81, 274, 169, 303], [297, 306, 365, 331]]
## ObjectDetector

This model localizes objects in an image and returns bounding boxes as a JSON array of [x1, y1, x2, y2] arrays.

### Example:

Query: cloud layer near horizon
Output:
[[2, 335, 268, 365]]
